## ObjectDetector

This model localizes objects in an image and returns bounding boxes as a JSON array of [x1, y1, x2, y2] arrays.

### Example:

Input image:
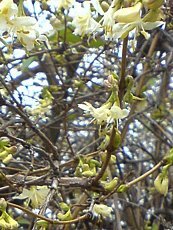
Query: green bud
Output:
[[4, 212, 19, 229], [125, 75, 134, 88], [102, 177, 118, 191], [99, 135, 110, 150], [0, 198, 7, 211], [59, 202, 70, 212], [110, 155, 116, 164], [154, 173, 168, 196], [0, 137, 10, 148], [0, 150, 8, 159], [2, 154, 13, 164], [89, 159, 101, 167], [164, 148, 173, 165], [82, 163, 90, 171], [113, 129, 121, 149], [117, 184, 128, 193], [0, 217, 8, 229], [36, 220, 48, 228], [123, 91, 133, 103], [82, 168, 96, 177], [0, 211, 18, 229], [57, 209, 72, 221], [74, 166, 82, 177]]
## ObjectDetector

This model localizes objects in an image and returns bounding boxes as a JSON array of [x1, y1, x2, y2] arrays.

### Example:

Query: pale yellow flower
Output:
[[78, 102, 110, 124], [78, 101, 128, 124], [102, 2, 164, 40], [70, 2, 101, 36], [0, 0, 18, 34], [10, 16, 47, 50], [93, 204, 112, 218]]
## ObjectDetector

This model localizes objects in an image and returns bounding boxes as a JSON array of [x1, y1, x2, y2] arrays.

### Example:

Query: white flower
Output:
[[10, 16, 47, 50], [78, 102, 110, 124], [112, 20, 164, 40], [109, 104, 129, 120], [70, 2, 101, 36], [0, 1, 46, 50], [78, 102, 129, 124], [101, 0, 120, 40], [102, 2, 164, 40], [0, 0, 18, 19], [102, 7, 115, 40], [0, 0, 18, 34], [93, 204, 112, 218]]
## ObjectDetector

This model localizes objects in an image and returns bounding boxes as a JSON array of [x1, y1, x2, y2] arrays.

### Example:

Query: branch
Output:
[[118, 37, 128, 104], [7, 201, 90, 225]]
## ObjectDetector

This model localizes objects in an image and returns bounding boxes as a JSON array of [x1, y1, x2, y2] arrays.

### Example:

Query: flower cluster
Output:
[[0, 198, 18, 229], [0, 137, 17, 164], [0, 0, 46, 50], [63, 0, 164, 40]]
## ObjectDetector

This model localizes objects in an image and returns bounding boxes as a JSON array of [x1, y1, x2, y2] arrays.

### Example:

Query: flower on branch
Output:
[[70, 1, 101, 37], [10, 16, 47, 51], [93, 204, 112, 218], [0, 0, 18, 34], [105, 2, 164, 40], [78, 101, 128, 125], [0, 0, 48, 50]]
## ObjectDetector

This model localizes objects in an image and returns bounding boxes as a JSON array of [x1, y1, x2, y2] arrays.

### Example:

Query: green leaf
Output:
[[14, 186, 49, 209], [59, 28, 81, 44], [90, 38, 104, 48]]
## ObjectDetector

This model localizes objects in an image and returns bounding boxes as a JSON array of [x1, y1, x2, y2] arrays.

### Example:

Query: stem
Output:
[[136, 32, 159, 96], [126, 160, 164, 188], [118, 37, 128, 104], [92, 128, 116, 184], [7, 202, 90, 225]]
